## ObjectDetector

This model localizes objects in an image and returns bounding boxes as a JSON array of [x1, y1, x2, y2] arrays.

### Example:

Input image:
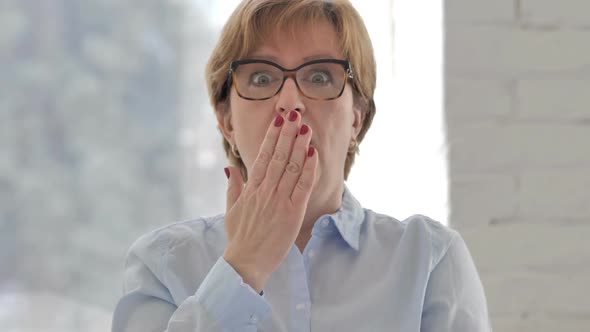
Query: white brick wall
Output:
[[445, 0, 590, 330], [448, 123, 590, 171], [450, 174, 518, 227], [519, 171, 590, 219], [520, 0, 590, 27], [518, 80, 590, 120], [446, 79, 513, 119], [445, 0, 515, 23], [462, 222, 590, 332], [447, 26, 590, 78]]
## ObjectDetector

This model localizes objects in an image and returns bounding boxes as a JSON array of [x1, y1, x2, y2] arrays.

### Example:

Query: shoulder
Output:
[[405, 214, 457, 249], [364, 210, 459, 270], [402, 214, 460, 268], [125, 214, 226, 265], [119, 214, 228, 304]]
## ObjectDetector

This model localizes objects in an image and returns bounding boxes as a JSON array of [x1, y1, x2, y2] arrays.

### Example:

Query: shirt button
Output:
[[321, 219, 330, 227], [308, 250, 315, 258], [296, 303, 306, 311], [249, 314, 258, 324]]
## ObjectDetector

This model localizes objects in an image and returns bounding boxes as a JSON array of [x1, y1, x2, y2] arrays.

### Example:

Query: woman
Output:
[[112, 1, 492, 331]]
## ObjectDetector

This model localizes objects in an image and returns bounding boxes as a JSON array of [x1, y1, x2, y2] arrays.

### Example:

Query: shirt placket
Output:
[[288, 242, 314, 332]]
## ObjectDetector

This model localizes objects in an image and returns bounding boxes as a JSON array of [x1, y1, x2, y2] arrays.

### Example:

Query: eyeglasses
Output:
[[228, 59, 354, 101]]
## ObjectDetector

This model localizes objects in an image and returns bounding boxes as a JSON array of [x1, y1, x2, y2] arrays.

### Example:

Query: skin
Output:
[[216, 21, 365, 292]]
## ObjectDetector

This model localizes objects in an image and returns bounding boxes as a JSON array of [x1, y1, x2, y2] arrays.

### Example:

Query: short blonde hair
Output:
[[206, 0, 376, 181]]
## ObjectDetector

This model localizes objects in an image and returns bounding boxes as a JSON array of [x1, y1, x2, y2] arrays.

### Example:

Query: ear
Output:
[[215, 102, 234, 144], [351, 105, 365, 139]]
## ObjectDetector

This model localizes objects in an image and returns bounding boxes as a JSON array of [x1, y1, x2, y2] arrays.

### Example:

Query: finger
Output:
[[277, 124, 312, 197], [263, 110, 300, 189], [225, 166, 244, 213], [248, 114, 285, 188], [290, 145, 318, 207]]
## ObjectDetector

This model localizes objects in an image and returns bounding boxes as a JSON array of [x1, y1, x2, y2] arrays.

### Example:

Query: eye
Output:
[[250, 72, 274, 86], [309, 71, 331, 85]]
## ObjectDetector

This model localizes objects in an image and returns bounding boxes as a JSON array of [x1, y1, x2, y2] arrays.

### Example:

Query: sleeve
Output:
[[111, 238, 272, 332], [420, 233, 493, 332]]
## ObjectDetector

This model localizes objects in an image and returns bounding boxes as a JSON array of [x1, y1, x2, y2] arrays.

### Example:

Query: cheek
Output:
[[233, 112, 274, 165], [235, 120, 265, 149], [319, 107, 356, 159]]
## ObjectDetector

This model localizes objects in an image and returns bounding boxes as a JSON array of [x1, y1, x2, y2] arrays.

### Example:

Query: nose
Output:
[[275, 77, 306, 115]]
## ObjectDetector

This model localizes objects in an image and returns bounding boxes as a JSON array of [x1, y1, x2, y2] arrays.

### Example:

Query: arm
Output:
[[421, 233, 493, 332], [111, 242, 271, 332]]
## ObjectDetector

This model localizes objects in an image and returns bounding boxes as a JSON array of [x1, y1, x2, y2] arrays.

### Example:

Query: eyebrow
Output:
[[247, 53, 339, 62]]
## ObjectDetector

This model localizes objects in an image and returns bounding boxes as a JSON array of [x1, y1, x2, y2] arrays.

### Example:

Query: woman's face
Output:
[[218, 21, 364, 191]]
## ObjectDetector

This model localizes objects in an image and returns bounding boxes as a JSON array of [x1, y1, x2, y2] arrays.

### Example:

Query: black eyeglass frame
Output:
[[227, 59, 354, 101]]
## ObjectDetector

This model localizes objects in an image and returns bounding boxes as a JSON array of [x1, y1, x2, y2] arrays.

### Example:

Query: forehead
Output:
[[248, 21, 344, 66]]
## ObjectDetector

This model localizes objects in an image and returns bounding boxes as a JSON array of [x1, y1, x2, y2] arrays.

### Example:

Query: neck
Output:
[[296, 181, 344, 251]]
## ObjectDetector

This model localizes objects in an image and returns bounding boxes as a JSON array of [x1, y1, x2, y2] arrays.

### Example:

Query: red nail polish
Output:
[[307, 146, 315, 157], [299, 124, 309, 135], [288, 111, 298, 122], [224, 167, 230, 179], [274, 115, 284, 127]]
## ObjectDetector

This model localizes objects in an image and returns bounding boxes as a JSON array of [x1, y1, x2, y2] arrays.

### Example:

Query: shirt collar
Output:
[[312, 184, 365, 251]]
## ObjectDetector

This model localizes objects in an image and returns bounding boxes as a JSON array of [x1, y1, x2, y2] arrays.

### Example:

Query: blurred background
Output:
[[1, 0, 589, 331]]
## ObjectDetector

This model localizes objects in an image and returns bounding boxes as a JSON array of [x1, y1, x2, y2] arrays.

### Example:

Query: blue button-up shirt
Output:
[[112, 186, 492, 331]]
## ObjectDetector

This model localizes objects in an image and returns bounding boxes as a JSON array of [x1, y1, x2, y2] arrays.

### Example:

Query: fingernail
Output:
[[299, 124, 309, 135], [288, 110, 298, 122], [274, 114, 284, 127], [307, 146, 315, 157], [224, 167, 230, 179]]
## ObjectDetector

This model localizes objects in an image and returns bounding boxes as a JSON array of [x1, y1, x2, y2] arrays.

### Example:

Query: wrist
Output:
[[223, 252, 267, 293]]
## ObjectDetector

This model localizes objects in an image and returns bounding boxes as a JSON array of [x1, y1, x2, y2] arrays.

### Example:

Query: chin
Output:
[[310, 164, 321, 194]]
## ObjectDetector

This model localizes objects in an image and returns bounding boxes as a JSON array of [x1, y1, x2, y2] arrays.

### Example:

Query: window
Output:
[[346, 0, 448, 224]]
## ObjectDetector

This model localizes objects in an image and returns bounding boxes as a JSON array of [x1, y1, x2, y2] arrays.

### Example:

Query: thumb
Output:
[[225, 166, 244, 213]]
